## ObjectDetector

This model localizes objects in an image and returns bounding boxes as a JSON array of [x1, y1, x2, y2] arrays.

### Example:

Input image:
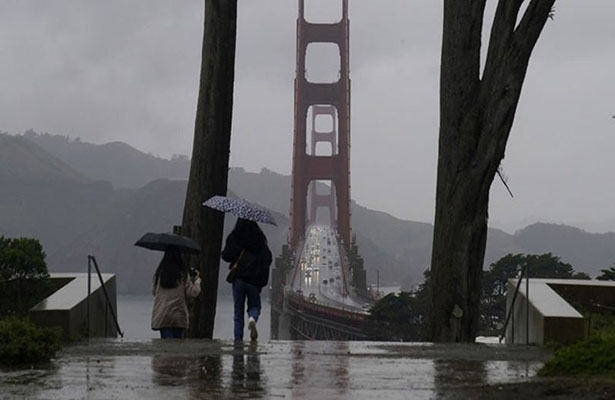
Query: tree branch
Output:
[[440, 0, 487, 116], [482, 0, 524, 83], [474, 0, 556, 180], [514, 0, 557, 59]]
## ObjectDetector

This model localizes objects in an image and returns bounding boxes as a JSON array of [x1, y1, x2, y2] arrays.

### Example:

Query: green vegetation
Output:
[[0, 316, 61, 366], [539, 297, 615, 377], [0, 237, 63, 367], [0, 237, 53, 316], [589, 313, 615, 335], [597, 264, 615, 281], [539, 333, 615, 377], [367, 292, 421, 341], [367, 271, 430, 341]]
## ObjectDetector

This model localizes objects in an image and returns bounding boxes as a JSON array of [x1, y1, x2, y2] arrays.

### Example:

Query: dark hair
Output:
[[232, 218, 267, 250], [154, 247, 185, 289]]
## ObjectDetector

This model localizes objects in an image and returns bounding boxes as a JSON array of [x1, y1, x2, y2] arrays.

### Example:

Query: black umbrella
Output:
[[203, 195, 277, 226], [134, 232, 200, 254]]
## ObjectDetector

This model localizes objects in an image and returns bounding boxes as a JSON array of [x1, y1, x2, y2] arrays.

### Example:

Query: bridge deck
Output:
[[289, 224, 370, 314]]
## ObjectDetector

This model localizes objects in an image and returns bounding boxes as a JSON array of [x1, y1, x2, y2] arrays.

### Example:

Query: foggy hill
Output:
[[0, 133, 87, 183], [23, 130, 190, 188], [515, 223, 615, 277], [2, 132, 614, 293]]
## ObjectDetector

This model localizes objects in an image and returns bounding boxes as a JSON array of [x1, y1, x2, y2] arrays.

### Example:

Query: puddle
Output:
[[0, 340, 548, 399]]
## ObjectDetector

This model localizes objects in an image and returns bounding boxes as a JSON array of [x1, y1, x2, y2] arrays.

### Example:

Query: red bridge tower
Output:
[[290, 0, 351, 248]]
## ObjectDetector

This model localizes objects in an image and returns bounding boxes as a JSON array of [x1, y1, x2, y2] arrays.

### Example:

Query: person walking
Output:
[[151, 246, 201, 338], [222, 218, 272, 341]]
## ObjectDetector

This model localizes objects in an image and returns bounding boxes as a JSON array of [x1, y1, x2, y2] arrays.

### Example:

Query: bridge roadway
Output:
[[289, 224, 370, 313]]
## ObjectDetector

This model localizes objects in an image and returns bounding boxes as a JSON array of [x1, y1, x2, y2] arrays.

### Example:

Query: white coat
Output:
[[151, 275, 201, 330]]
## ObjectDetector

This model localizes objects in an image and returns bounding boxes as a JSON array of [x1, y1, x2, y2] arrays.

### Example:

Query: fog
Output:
[[1, 1, 614, 232]]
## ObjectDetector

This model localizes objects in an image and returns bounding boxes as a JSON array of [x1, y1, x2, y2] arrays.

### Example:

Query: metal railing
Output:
[[287, 290, 368, 319], [87, 255, 123, 338]]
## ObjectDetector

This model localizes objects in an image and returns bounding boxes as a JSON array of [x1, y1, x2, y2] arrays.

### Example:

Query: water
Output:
[[0, 340, 549, 399], [117, 295, 271, 340]]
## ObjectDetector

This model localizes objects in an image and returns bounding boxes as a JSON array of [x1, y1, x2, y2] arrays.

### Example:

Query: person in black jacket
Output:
[[221, 218, 272, 341]]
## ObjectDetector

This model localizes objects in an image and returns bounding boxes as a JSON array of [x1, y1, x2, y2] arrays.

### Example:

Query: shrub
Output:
[[538, 333, 615, 376], [0, 317, 61, 367]]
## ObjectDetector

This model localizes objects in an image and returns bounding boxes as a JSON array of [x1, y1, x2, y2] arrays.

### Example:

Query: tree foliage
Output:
[[0, 237, 47, 281], [597, 264, 615, 281], [0, 237, 51, 316], [367, 292, 422, 341], [368, 270, 431, 341]]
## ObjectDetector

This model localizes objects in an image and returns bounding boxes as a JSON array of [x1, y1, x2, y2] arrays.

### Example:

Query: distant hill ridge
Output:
[[0, 133, 87, 183], [23, 130, 190, 188], [1, 130, 614, 293]]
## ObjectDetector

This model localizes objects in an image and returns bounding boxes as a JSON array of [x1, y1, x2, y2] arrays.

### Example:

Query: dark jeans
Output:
[[232, 278, 261, 340], [160, 327, 185, 339]]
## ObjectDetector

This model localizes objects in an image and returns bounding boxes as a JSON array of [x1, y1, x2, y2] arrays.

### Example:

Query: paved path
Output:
[[0, 340, 552, 399]]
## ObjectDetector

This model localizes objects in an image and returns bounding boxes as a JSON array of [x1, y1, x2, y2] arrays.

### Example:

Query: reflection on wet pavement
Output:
[[0, 340, 551, 399]]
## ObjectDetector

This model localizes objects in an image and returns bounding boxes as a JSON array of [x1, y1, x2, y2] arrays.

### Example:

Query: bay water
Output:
[[117, 294, 271, 340]]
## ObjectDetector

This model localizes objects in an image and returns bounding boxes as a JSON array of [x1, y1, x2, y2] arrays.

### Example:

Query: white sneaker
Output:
[[248, 317, 258, 342]]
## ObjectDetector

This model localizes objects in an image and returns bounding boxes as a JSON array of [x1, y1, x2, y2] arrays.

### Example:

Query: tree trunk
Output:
[[182, 0, 238, 338], [430, 0, 556, 342]]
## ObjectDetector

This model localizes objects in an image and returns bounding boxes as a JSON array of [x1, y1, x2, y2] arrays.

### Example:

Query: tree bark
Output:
[[430, 0, 555, 342], [182, 0, 238, 338]]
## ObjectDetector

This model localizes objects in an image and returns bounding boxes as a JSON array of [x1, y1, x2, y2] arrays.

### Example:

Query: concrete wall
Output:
[[505, 279, 615, 345], [505, 286, 545, 344], [29, 273, 118, 341], [544, 317, 585, 344]]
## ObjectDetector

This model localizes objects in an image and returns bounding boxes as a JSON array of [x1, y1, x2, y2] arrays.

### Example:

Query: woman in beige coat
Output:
[[151, 247, 201, 338]]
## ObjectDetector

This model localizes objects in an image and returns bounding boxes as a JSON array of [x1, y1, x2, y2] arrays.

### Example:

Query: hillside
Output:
[[23, 130, 190, 188], [2, 132, 614, 292], [0, 133, 87, 183], [515, 223, 615, 277]]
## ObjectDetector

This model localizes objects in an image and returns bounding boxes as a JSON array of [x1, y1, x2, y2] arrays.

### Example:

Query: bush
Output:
[[589, 313, 615, 336], [0, 317, 61, 367], [539, 333, 615, 377]]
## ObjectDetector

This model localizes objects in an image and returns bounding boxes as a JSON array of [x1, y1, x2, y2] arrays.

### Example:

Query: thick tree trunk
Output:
[[182, 0, 237, 338], [430, 0, 556, 342]]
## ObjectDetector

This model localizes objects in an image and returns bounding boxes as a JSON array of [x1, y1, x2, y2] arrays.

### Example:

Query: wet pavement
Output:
[[0, 339, 552, 399]]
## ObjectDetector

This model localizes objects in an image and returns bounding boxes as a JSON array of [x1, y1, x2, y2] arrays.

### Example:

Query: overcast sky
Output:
[[1, 1, 614, 232]]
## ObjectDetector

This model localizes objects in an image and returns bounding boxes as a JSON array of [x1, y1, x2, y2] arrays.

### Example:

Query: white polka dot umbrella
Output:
[[202, 195, 278, 226]]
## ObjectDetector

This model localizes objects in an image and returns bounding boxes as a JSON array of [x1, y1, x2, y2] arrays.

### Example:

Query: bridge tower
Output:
[[308, 105, 337, 226], [290, 0, 351, 249]]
